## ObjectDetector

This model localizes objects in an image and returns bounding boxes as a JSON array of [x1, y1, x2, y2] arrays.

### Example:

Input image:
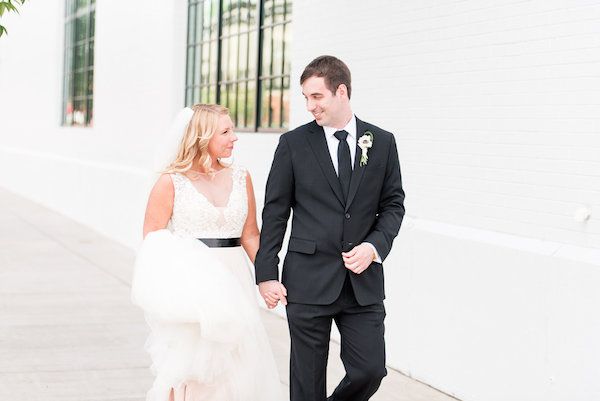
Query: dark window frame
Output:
[[185, 0, 291, 132], [62, 0, 95, 127]]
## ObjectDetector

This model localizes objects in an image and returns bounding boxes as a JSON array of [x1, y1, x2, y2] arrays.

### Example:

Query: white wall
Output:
[[1, 1, 600, 401]]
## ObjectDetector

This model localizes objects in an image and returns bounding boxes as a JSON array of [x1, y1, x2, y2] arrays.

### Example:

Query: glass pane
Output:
[[283, 22, 291, 74], [209, 40, 218, 84], [89, 10, 95, 38], [208, 84, 217, 104], [263, 0, 273, 26], [73, 100, 86, 125], [270, 78, 281, 127], [246, 80, 256, 128], [73, 45, 85, 70], [64, 45, 74, 74], [186, 46, 195, 86], [76, 0, 89, 12], [194, 44, 202, 85], [203, 0, 212, 41], [65, 20, 74, 47], [248, 0, 258, 26], [86, 98, 93, 125], [87, 70, 94, 95], [261, 27, 272, 76], [274, 0, 285, 23], [248, 30, 257, 79], [230, 82, 238, 122], [63, 74, 74, 123], [220, 83, 228, 107], [260, 78, 271, 127], [187, 4, 197, 44], [195, 2, 204, 43], [201, 85, 209, 103], [186, 88, 193, 106], [228, 36, 238, 83], [193, 86, 200, 104], [88, 40, 94, 67], [64, 96, 74, 125], [230, 0, 240, 37], [238, 33, 248, 79], [285, 0, 292, 19], [222, 0, 231, 37], [75, 15, 88, 42], [220, 37, 229, 82], [236, 82, 246, 128], [65, 0, 74, 17], [272, 24, 283, 77], [282, 76, 290, 128], [74, 71, 85, 97], [201, 43, 210, 85], [239, 0, 248, 33]]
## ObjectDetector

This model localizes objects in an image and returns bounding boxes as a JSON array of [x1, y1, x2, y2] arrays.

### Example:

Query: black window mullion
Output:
[[267, 24, 275, 127], [254, 0, 264, 131], [215, 0, 223, 104]]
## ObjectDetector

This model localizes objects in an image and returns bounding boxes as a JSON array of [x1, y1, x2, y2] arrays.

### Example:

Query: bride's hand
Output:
[[258, 280, 288, 308]]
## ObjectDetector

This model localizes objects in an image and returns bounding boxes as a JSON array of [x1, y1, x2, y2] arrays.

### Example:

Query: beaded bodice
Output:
[[168, 165, 248, 239]]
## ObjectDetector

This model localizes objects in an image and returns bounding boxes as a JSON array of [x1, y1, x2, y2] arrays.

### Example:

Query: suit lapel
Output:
[[305, 122, 345, 207], [345, 117, 369, 212]]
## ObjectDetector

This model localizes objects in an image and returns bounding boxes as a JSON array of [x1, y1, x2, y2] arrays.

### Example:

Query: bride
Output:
[[131, 104, 283, 401]]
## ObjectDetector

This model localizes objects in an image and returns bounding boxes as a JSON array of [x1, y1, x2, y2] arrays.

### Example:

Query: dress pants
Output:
[[286, 274, 387, 401]]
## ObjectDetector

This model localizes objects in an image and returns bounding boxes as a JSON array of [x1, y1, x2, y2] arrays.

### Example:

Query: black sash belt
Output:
[[197, 237, 241, 247]]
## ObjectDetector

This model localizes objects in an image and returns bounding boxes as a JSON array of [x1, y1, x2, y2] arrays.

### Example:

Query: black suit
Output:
[[255, 117, 405, 401]]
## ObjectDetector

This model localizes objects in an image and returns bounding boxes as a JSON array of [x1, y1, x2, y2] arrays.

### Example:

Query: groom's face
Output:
[[301, 76, 343, 127]]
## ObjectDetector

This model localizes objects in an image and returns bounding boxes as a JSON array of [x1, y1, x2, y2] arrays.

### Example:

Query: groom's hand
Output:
[[342, 243, 376, 274], [258, 280, 288, 309]]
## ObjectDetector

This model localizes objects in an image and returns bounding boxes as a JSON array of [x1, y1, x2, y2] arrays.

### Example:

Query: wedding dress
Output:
[[131, 165, 283, 401]]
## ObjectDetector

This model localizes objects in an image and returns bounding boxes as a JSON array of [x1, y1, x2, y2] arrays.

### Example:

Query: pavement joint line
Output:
[[0, 367, 152, 374], [12, 211, 133, 288]]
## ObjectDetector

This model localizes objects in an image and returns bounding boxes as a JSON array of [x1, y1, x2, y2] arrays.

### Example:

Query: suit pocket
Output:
[[288, 237, 316, 254]]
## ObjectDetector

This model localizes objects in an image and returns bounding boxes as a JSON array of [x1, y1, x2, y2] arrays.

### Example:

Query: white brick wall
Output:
[[292, 0, 600, 248]]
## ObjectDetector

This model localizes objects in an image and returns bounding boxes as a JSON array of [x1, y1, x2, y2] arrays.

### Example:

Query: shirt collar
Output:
[[323, 115, 357, 141]]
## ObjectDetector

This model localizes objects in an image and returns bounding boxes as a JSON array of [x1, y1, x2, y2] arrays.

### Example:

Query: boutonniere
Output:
[[358, 131, 373, 166]]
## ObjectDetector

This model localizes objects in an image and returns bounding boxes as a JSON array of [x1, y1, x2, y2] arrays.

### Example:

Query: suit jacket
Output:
[[254, 117, 405, 306]]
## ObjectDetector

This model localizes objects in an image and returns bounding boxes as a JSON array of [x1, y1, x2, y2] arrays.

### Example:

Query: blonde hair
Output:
[[163, 104, 230, 174]]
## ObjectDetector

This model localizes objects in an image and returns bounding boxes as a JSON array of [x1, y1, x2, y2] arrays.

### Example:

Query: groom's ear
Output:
[[336, 84, 349, 99]]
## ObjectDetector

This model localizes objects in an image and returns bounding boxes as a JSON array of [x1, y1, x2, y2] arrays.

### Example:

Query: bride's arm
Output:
[[241, 171, 260, 263], [142, 174, 174, 238]]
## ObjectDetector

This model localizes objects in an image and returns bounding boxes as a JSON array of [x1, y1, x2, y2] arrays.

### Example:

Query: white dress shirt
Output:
[[323, 116, 357, 175], [323, 115, 382, 263]]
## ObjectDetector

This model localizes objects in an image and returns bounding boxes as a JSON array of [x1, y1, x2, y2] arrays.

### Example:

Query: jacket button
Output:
[[345, 213, 351, 219]]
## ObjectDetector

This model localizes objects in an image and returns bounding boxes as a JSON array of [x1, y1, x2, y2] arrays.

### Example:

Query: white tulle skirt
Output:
[[131, 230, 283, 401]]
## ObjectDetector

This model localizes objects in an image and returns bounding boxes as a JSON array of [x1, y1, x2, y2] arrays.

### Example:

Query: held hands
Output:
[[342, 243, 376, 274], [258, 280, 288, 309]]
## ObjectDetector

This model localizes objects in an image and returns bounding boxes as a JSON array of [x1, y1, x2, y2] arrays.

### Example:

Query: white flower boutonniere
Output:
[[358, 131, 373, 166]]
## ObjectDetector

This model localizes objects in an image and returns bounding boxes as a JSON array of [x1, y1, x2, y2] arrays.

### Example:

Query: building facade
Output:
[[1, 1, 599, 400]]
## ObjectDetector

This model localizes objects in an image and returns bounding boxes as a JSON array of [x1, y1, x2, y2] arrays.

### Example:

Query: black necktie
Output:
[[334, 130, 352, 202]]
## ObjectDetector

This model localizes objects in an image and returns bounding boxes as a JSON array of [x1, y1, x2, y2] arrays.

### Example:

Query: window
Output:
[[62, 0, 95, 126], [185, 0, 291, 131]]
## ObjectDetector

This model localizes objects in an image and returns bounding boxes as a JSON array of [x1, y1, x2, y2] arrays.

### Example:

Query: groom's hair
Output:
[[300, 55, 352, 99]]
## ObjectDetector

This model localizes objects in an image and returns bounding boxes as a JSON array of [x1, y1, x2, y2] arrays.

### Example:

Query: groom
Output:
[[255, 55, 405, 401]]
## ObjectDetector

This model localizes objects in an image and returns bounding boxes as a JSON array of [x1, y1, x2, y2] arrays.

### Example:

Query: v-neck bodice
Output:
[[168, 165, 248, 238]]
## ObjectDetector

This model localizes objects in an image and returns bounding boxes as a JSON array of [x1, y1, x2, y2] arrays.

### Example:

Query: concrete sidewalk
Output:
[[0, 187, 457, 401]]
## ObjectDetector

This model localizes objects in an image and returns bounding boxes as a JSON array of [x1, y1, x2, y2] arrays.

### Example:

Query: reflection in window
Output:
[[62, 0, 95, 126], [185, 0, 291, 131]]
